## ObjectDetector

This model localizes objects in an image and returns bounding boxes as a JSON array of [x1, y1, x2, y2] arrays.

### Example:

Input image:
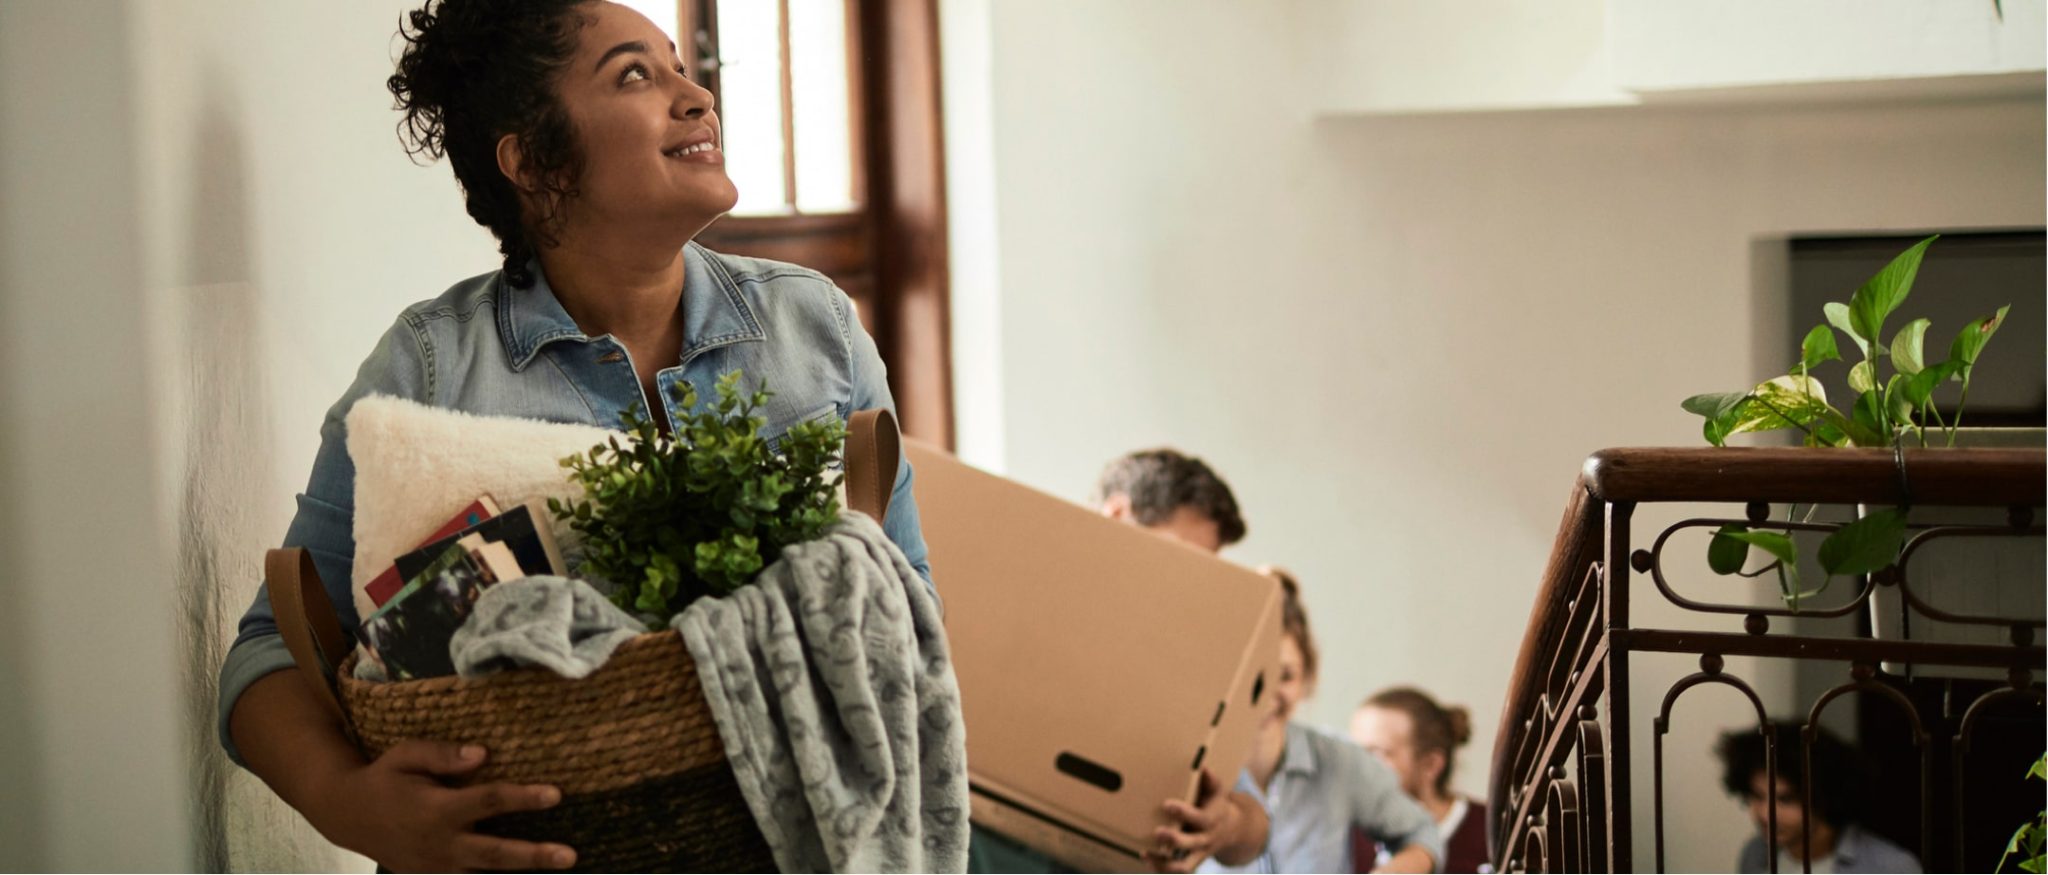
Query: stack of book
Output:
[[355, 496, 567, 680]]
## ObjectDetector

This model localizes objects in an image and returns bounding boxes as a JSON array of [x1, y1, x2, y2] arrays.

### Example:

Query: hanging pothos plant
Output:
[[1679, 235, 2012, 607]]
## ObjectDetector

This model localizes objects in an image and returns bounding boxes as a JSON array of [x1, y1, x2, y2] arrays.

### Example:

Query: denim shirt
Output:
[[216, 242, 931, 763]]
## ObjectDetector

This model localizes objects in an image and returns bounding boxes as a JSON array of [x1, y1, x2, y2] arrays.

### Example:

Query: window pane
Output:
[[611, 0, 679, 45], [788, 0, 856, 212], [717, 0, 789, 214]]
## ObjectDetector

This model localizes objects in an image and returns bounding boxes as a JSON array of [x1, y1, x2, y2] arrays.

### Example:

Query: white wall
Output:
[[947, 0, 2044, 870], [1612, 0, 2047, 94], [1301, 0, 1635, 113], [0, 2, 187, 869], [1299, 0, 2046, 113]]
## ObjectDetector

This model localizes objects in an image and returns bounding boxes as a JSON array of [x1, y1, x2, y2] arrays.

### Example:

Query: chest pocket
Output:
[[762, 402, 843, 452]]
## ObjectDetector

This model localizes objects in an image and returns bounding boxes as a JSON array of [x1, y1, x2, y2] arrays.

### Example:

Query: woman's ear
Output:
[[496, 133, 536, 192], [1421, 748, 1448, 791], [1099, 493, 1133, 521]]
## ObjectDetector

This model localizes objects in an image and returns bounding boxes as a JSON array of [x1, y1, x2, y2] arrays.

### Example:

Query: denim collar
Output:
[[499, 241, 765, 371]]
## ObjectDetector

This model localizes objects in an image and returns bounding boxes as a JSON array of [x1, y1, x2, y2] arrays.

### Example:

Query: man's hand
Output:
[[1143, 769, 1269, 873]]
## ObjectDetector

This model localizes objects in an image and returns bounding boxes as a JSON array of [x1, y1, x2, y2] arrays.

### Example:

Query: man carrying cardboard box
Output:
[[968, 448, 1271, 874]]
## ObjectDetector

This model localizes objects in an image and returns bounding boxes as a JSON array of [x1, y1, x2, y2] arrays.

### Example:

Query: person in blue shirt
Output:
[[1199, 569, 1442, 874], [216, 2, 930, 871]]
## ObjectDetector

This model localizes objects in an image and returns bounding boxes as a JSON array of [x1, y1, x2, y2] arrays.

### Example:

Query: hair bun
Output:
[[1446, 705, 1472, 747]]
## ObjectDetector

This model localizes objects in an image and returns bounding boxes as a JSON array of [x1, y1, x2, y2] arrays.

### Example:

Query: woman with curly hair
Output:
[[214, 2, 932, 869]]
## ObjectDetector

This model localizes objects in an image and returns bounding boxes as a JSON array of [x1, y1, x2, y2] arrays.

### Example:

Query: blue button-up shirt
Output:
[[1737, 824, 1923, 873], [216, 242, 931, 762], [1201, 723, 1444, 874]]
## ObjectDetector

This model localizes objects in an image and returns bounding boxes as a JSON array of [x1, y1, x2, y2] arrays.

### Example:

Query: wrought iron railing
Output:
[[1490, 447, 2045, 873]]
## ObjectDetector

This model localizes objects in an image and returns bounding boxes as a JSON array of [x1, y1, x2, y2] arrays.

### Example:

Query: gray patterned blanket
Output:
[[673, 512, 969, 873]]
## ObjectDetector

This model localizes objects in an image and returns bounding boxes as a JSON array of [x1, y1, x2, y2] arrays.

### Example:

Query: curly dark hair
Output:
[[1716, 722, 1870, 828], [1092, 448, 1247, 546], [388, 0, 592, 287]]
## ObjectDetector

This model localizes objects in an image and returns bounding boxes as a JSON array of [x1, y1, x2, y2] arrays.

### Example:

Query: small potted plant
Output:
[[552, 370, 849, 620]]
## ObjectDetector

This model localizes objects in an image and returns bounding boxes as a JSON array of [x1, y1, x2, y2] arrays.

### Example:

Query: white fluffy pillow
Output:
[[345, 395, 620, 621]]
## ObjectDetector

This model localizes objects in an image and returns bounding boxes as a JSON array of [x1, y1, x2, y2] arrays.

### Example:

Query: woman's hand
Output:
[[314, 740, 576, 873], [1143, 769, 1268, 873], [1371, 844, 1437, 874], [231, 672, 576, 873]]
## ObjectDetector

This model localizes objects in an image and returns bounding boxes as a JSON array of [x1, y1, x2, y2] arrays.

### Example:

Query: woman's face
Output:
[[548, 2, 738, 237], [1264, 635, 1313, 731], [1352, 705, 1425, 798]]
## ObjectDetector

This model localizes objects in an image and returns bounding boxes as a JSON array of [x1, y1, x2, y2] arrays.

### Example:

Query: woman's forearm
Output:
[[229, 670, 368, 828]]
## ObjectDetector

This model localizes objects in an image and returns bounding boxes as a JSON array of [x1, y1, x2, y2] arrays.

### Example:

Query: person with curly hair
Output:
[[1716, 723, 1921, 874], [215, 2, 935, 869]]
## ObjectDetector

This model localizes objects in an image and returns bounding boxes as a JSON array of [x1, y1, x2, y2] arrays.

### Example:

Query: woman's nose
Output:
[[672, 74, 713, 120]]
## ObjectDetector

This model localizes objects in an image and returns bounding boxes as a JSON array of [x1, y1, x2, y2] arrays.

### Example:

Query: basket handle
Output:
[[264, 547, 349, 724], [846, 408, 900, 524]]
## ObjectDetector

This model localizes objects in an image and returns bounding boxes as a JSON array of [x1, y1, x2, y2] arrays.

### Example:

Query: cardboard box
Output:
[[906, 441, 1284, 870]]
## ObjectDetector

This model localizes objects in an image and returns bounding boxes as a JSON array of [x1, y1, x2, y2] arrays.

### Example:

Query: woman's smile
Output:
[[662, 132, 723, 165]]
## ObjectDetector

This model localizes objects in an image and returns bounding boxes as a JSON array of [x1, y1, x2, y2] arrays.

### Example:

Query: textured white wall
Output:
[[945, 0, 2045, 870]]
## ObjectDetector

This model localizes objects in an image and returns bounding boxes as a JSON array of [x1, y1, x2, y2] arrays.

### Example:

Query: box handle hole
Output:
[[1055, 752, 1124, 793]]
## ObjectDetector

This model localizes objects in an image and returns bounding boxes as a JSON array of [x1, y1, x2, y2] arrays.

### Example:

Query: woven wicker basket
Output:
[[337, 631, 774, 871], [263, 409, 903, 873]]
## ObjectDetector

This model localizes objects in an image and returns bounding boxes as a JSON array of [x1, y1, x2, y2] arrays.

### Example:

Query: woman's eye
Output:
[[620, 63, 649, 84], [674, 64, 689, 79]]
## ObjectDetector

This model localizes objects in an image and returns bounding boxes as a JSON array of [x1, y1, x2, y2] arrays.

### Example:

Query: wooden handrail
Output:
[[1583, 447, 2044, 507], [1491, 445, 2046, 869], [1489, 476, 1602, 863]]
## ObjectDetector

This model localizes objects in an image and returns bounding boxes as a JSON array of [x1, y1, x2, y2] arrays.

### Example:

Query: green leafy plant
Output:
[[1683, 235, 2010, 451], [1681, 235, 2012, 607], [551, 371, 847, 618], [1998, 754, 2046, 873]]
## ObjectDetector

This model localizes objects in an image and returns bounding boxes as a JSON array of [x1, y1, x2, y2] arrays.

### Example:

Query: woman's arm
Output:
[[1375, 843, 1436, 874], [841, 287, 932, 583], [231, 671, 574, 871], [1346, 743, 1443, 873]]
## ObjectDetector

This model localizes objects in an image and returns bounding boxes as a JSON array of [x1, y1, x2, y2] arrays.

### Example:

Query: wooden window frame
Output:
[[684, 0, 953, 449]]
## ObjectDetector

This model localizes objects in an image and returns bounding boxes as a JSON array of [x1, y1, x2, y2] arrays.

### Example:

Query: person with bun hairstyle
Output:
[[1350, 688, 1491, 873], [212, 2, 942, 870], [1199, 569, 1443, 874]]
